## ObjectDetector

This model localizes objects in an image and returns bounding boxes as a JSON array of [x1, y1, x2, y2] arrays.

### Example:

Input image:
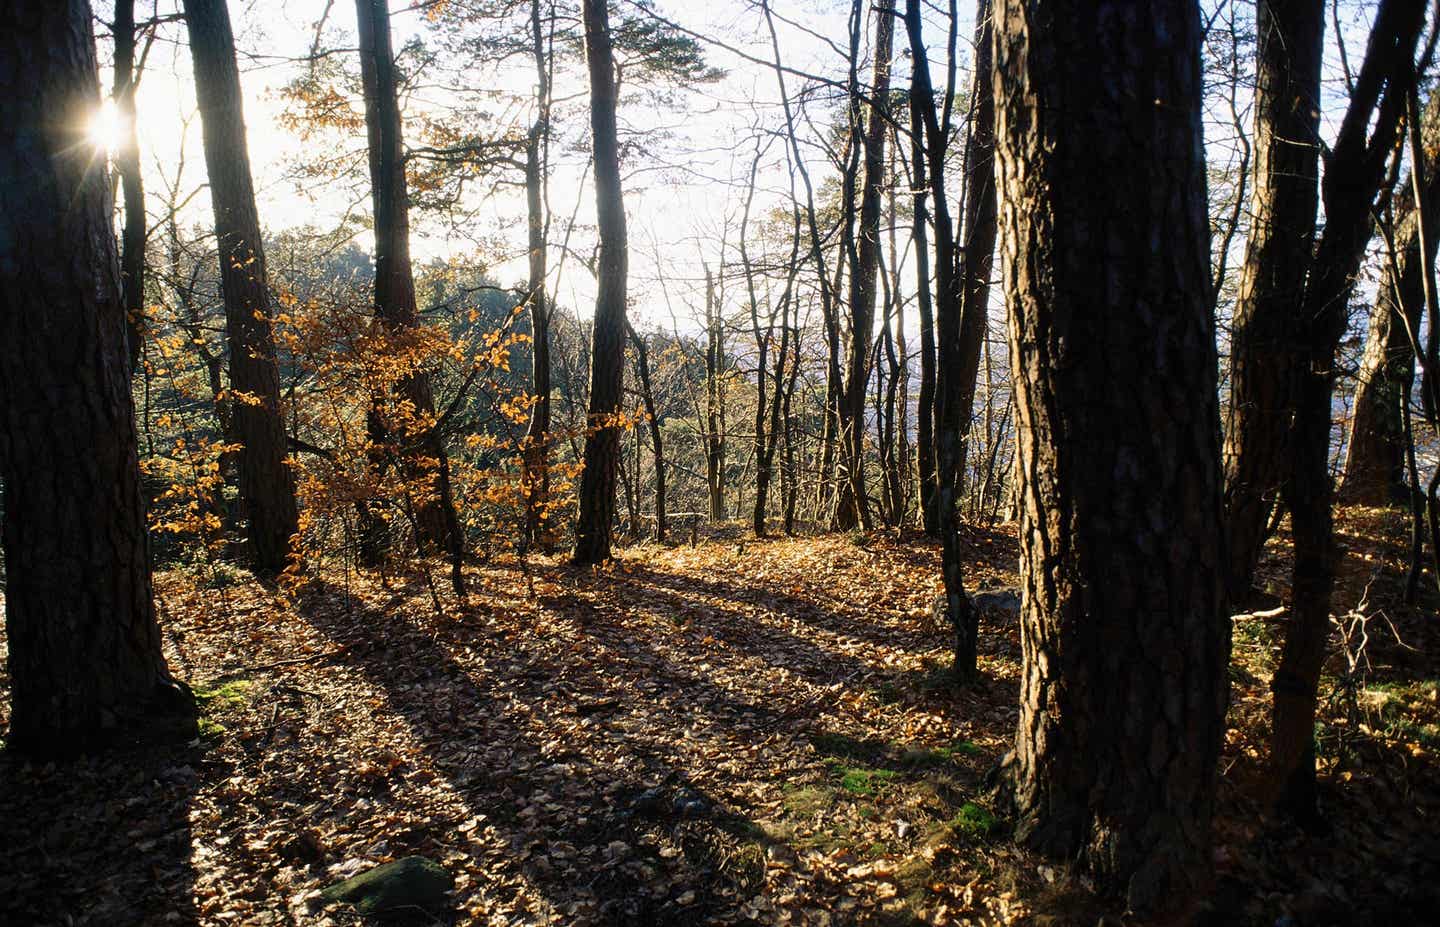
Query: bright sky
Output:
[[92, 0, 1378, 336], [94, 0, 922, 333]]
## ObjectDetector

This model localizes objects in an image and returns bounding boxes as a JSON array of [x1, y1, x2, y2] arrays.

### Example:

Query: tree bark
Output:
[[353, 0, 463, 576], [1272, 0, 1424, 820], [183, 0, 300, 573], [703, 264, 727, 521], [627, 324, 665, 541], [834, 0, 894, 532], [994, 0, 1229, 913], [0, 0, 196, 753], [1222, 0, 1325, 594], [522, 0, 553, 548], [906, 10, 938, 533], [113, 0, 147, 372], [952, 0, 998, 492], [573, 0, 628, 565], [1341, 89, 1440, 505]]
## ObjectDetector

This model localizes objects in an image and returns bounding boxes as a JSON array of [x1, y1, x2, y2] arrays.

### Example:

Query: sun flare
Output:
[[87, 98, 122, 154]]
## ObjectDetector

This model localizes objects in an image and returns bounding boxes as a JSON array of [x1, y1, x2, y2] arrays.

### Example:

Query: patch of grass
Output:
[[782, 784, 835, 818], [833, 762, 898, 797], [197, 717, 228, 739], [951, 802, 997, 839], [194, 678, 252, 711]]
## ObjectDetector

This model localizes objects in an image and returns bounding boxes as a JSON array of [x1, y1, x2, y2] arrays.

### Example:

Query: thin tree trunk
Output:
[[0, 0, 197, 753], [835, 0, 893, 532], [522, 0, 553, 549], [353, 0, 463, 584], [1341, 89, 1440, 504], [113, 0, 147, 372], [183, 0, 300, 573], [1223, 0, 1326, 595], [994, 0, 1229, 913], [627, 323, 665, 541], [573, 0, 628, 565], [908, 35, 939, 533], [952, 0, 998, 493], [1272, 0, 1424, 821], [703, 264, 727, 521]]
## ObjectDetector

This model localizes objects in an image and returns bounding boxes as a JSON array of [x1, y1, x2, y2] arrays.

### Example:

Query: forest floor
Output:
[[1, 509, 1438, 926]]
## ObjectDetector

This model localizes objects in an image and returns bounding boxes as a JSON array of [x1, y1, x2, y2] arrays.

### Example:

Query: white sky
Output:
[[98, 0, 923, 333], [95, 0, 1381, 337]]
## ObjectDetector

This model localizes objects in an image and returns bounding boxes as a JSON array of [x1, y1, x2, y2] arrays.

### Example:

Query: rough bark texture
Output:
[[1341, 89, 1440, 505], [1222, 0, 1325, 594], [993, 0, 1228, 913], [0, 0, 196, 753], [573, 0, 628, 565], [113, 0, 147, 372], [183, 0, 300, 573], [1272, 0, 1424, 819], [354, 0, 462, 569]]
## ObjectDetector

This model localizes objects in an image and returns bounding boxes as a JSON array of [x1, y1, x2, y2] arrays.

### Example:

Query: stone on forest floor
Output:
[[970, 588, 1021, 618], [320, 856, 453, 915]]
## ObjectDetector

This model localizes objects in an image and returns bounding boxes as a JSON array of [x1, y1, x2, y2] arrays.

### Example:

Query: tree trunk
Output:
[[994, 0, 1229, 913], [113, 0, 147, 372], [573, 0, 628, 565], [703, 265, 727, 522], [1272, 0, 1424, 819], [1222, 0, 1325, 595], [628, 324, 665, 541], [1341, 89, 1440, 505], [522, 0, 553, 548], [834, 0, 893, 532], [907, 31, 938, 533], [183, 0, 300, 573], [0, 0, 196, 753], [354, 0, 463, 573], [952, 0, 998, 493], [935, 0, 994, 674]]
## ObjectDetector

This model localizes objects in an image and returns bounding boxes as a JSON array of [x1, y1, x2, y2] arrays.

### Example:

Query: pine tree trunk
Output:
[[573, 0, 628, 565], [1223, 0, 1325, 594], [183, 0, 300, 573], [0, 0, 196, 753], [994, 0, 1229, 913], [354, 0, 462, 566]]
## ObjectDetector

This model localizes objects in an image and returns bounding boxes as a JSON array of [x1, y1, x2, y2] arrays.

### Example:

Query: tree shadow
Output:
[[0, 738, 205, 925], [292, 582, 776, 925], [612, 561, 942, 657]]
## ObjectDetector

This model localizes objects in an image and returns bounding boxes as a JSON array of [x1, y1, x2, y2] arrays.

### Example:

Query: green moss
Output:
[[951, 802, 997, 839], [835, 764, 898, 797], [194, 678, 251, 710]]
